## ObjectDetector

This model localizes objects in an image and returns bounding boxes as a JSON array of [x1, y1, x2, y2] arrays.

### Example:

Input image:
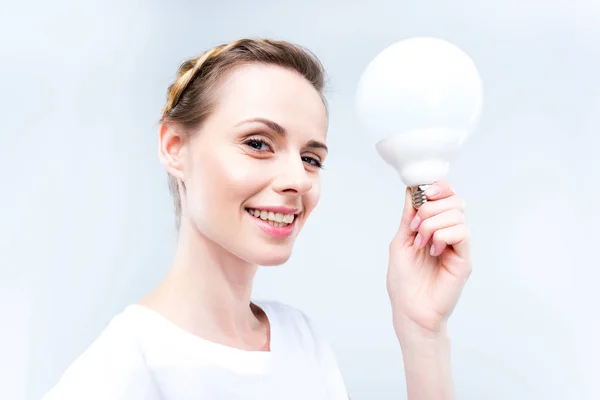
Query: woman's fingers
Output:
[[412, 209, 465, 250], [395, 181, 465, 250], [409, 194, 466, 234], [423, 181, 455, 201], [430, 224, 472, 263]]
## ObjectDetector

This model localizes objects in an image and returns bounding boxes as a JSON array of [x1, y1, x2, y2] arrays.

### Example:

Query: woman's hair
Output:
[[160, 38, 327, 230]]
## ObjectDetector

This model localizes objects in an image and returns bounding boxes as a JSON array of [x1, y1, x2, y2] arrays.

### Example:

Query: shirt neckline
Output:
[[125, 300, 277, 358]]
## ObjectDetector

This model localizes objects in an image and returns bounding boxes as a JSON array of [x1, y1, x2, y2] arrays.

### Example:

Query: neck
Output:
[[140, 219, 266, 349]]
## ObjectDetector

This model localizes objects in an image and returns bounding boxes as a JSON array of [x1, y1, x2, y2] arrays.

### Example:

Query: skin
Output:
[[389, 183, 471, 399], [144, 62, 471, 399]]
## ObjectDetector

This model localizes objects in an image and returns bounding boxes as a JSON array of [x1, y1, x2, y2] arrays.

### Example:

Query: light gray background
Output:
[[1, 0, 599, 399]]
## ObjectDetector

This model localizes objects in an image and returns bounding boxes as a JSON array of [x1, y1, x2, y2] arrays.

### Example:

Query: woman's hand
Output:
[[386, 181, 472, 340]]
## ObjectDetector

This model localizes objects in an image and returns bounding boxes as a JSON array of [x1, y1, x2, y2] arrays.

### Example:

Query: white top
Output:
[[42, 301, 349, 400]]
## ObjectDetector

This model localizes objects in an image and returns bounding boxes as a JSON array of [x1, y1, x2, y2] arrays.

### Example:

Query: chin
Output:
[[239, 243, 294, 267], [254, 250, 293, 267]]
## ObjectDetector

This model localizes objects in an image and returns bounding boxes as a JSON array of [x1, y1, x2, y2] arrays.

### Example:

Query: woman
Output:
[[43, 38, 471, 399]]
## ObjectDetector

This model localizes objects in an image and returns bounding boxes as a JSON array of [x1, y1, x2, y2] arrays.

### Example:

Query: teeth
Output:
[[247, 208, 296, 225]]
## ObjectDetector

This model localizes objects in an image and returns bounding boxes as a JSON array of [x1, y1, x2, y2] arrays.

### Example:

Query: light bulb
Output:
[[355, 37, 483, 208]]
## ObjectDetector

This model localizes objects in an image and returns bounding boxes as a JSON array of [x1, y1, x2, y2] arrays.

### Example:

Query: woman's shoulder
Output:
[[42, 306, 161, 400]]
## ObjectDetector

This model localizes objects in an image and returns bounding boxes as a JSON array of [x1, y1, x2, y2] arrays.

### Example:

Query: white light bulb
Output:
[[355, 37, 483, 208]]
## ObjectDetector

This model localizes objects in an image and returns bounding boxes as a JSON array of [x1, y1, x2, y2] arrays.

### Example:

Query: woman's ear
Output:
[[158, 122, 187, 181]]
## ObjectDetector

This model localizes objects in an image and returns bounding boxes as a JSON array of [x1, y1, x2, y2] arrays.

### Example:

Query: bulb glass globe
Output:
[[355, 37, 483, 208]]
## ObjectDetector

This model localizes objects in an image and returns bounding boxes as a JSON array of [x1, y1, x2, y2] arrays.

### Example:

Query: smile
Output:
[[245, 208, 296, 227]]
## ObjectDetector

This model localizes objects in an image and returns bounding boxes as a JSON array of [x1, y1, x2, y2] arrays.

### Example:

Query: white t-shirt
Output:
[[42, 301, 349, 400]]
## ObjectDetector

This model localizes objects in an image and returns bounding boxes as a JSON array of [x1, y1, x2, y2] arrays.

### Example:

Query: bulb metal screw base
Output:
[[410, 184, 434, 209]]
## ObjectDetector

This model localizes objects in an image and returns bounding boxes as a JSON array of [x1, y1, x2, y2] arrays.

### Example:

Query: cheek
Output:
[[188, 151, 266, 217]]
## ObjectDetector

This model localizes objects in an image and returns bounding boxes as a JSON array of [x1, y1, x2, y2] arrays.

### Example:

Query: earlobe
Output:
[[158, 123, 186, 181]]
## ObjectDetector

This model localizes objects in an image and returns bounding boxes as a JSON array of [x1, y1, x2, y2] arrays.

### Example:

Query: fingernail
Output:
[[430, 245, 436, 256], [425, 185, 439, 197], [414, 234, 422, 248], [409, 216, 420, 231]]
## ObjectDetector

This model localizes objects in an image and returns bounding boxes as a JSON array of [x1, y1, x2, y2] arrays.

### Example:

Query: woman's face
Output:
[[174, 64, 328, 266]]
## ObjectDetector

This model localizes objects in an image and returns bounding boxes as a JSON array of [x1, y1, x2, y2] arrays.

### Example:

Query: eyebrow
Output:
[[236, 117, 328, 153]]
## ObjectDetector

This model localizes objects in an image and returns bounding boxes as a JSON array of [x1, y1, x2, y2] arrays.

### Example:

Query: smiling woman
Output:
[[43, 38, 472, 400], [42, 39, 350, 400]]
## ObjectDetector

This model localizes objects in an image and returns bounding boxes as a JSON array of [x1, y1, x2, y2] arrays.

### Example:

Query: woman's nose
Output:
[[272, 157, 313, 195]]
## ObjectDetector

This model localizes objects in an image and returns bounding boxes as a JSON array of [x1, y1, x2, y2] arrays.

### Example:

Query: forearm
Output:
[[397, 325, 455, 400]]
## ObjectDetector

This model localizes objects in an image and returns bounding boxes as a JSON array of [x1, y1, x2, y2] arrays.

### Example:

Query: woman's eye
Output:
[[245, 139, 271, 151], [302, 156, 323, 169]]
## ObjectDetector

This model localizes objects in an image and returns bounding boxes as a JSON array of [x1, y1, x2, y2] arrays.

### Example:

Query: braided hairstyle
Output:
[[160, 38, 327, 229]]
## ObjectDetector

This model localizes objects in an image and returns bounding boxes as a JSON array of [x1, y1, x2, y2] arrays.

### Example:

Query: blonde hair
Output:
[[160, 38, 327, 229]]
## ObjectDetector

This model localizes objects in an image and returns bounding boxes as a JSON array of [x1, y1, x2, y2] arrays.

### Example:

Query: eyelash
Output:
[[243, 137, 324, 169]]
